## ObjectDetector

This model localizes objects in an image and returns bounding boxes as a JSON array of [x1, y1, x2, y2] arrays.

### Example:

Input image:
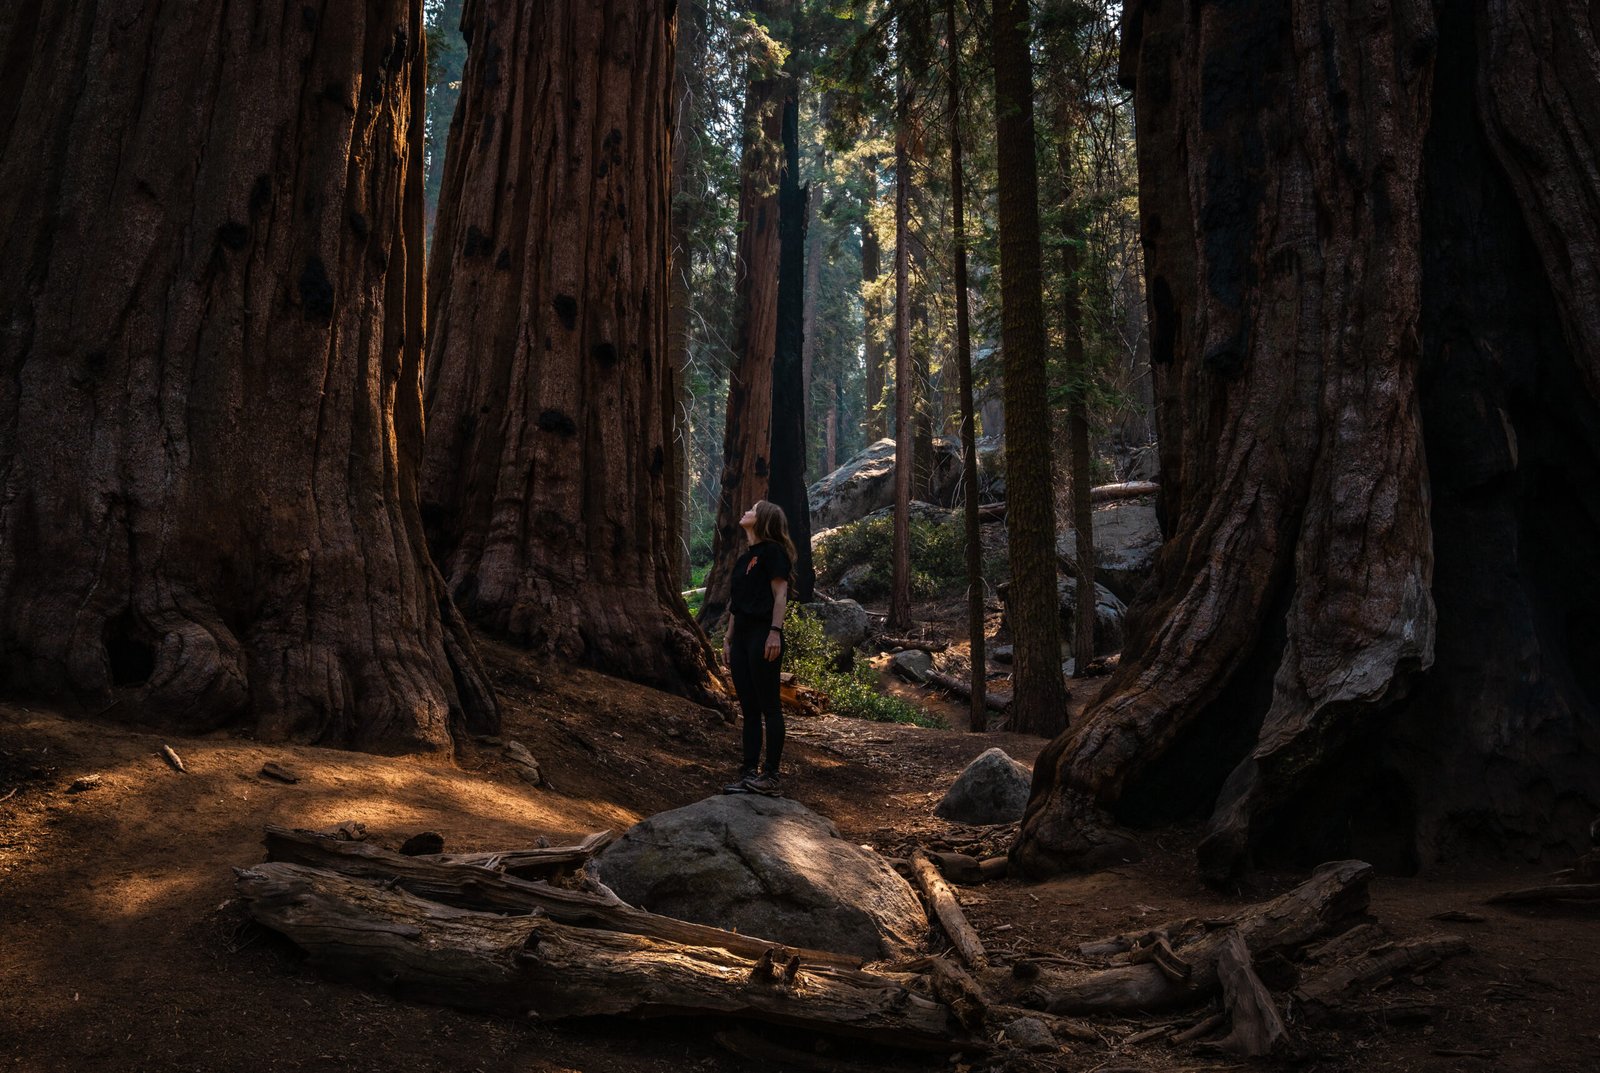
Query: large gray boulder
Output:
[[935, 748, 1032, 825], [808, 438, 963, 530], [801, 598, 870, 651], [1057, 497, 1163, 603], [591, 795, 928, 961]]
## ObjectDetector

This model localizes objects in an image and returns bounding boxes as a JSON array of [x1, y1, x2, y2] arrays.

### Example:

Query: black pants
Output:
[[728, 616, 784, 774]]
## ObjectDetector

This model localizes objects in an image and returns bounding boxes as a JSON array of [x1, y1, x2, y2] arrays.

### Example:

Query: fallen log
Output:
[[928, 852, 984, 885], [1040, 860, 1373, 1014], [419, 830, 615, 878], [235, 862, 957, 1049], [910, 849, 989, 972], [1089, 481, 1159, 503], [1211, 930, 1287, 1057], [926, 670, 1010, 712], [262, 824, 862, 968], [1128, 933, 1192, 984], [1293, 935, 1469, 1022], [926, 957, 990, 1033], [878, 637, 949, 654], [1486, 882, 1600, 905]]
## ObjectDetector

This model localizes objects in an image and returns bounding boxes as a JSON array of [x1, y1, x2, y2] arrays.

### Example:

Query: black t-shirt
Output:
[[729, 541, 792, 622]]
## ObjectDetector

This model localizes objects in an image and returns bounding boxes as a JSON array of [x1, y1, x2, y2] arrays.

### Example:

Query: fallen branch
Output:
[[419, 830, 615, 878], [925, 670, 1010, 712], [235, 862, 956, 1049], [878, 636, 949, 654], [1040, 860, 1373, 1014], [1128, 933, 1192, 984], [1089, 481, 1159, 503], [910, 848, 989, 972], [1293, 935, 1469, 1022], [1487, 883, 1600, 905], [159, 744, 186, 773]]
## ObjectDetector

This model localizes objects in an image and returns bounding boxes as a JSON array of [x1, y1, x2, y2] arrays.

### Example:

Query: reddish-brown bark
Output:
[[889, 61, 915, 634], [421, 0, 719, 703], [993, 0, 1067, 735], [697, 0, 790, 631], [0, 0, 495, 751], [1016, 0, 1600, 883]]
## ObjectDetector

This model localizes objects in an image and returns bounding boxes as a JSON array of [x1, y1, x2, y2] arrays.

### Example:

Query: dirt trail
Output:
[[2, 640, 1597, 1072]]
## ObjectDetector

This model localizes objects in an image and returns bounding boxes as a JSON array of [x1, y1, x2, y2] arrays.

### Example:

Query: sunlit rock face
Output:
[[591, 795, 928, 960]]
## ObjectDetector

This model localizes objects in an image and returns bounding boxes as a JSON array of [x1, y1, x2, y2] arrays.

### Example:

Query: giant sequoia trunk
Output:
[[697, 0, 790, 630], [421, 0, 719, 703], [0, 0, 495, 751], [1016, 0, 1600, 883]]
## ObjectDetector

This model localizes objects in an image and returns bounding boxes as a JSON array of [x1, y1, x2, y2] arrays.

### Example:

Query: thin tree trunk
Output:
[[948, 0, 986, 731], [1016, 0, 1600, 883], [697, 0, 790, 630], [1056, 164, 1096, 675], [768, 93, 816, 601], [800, 151, 822, 436], [889, 59, 915, 633], [825, 377, 840, 474], [422, 0, 719, 703], [992, 0, 1066, 735], [0, 0, 495, 750], [861, 162, 888, 442]]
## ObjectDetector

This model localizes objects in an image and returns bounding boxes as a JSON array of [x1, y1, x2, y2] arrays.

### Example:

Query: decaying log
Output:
[[926, 957, 990, 1032], [979, 856, 1009, 882], [926, 670, 1011, 712], [928, 852, 984, 885], [1487, 883, 1600, 905], [1211, 931, 1287, 1057], [1293, 935, 1469, 1021], [1041, 861, 1372, 1014], [419, 830, 614, 878], [1079, 919, 1205, 958], [1128, 933, 1192, 984], [235, 863, 957, 1048], [262, 825, 861, 968], [1302, 922, 1386, 964], [879, 637, 950, 654], [1088, 482, 1159, 503], [910, 849, 989, 971]]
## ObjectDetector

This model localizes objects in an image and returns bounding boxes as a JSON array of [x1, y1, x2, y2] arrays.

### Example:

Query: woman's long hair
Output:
[[752, 500, 798, 586]]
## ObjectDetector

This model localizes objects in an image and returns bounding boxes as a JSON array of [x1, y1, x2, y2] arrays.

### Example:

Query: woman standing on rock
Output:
[[721, 500, 796, 795]]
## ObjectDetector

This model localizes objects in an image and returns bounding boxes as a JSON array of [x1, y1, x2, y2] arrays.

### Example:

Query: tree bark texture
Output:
[[948, 0, 986, 732], [697, 0, 790, 630], [1060, 230, 1096, 674], [421, 0, 719, 703], [861, 170, 889, 442], [1016, 0, 1600, 883], [992, 0, 1067, 735], [767, 95, 816, 601], [0, 0, 495, 751], [889, 63, 915, 633]]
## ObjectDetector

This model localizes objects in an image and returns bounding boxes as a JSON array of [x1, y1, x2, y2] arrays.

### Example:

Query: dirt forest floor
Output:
[[3, 627, 1599, 1073]]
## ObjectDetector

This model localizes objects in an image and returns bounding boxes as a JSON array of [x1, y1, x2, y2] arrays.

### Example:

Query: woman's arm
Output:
[[764, 579, 788, 661]]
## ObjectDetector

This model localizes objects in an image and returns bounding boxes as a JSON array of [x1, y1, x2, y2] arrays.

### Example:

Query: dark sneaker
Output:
[[744, 771, 782, 796], [722, 770, 757, 794]]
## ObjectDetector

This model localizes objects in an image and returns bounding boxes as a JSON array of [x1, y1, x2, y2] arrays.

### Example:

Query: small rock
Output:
[[801, 599, 871, 651], [259, 762, 299, 784], [399, 832, 445, 856], [1003, 1017, 1057, 1052], [935, 748, 1032, 825], [891, 649, 933, 684], [66, 774, 102, 794], [504, 740, 542, 786]]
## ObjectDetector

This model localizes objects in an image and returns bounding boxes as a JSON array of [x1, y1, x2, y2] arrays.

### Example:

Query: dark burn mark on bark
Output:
[[299, 257, 335, 321], [479, 113, 495, 151], [494, 249, 511, 270], [482, 37, 503, 89], [551, 295, 578, 330], [103, 611, 155, 688], [216, 222, 249, 250], [754, 455, 769, 479], [300, 5, 317, 31], [463, 225, 492, 257], [1205, 334, 1247, 379], [596, 158, 609, 178], [348, 211, 369, 239], [385, 29, 408, 73], [650, 446, 665, 476], [537, 409, 578, 436], [592, 342, 618, 367], [1150, 277, 1178, 364], [249, 174, 272, 220]]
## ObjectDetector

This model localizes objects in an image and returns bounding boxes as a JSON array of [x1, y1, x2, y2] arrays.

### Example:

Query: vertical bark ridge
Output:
[[423, 0, 720, 703], [0, 0, 495, 751]]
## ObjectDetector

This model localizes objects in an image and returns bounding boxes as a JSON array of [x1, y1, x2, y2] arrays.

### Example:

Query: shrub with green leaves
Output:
[[813, 514, 969, 601], [783, 606, 942, 728]]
